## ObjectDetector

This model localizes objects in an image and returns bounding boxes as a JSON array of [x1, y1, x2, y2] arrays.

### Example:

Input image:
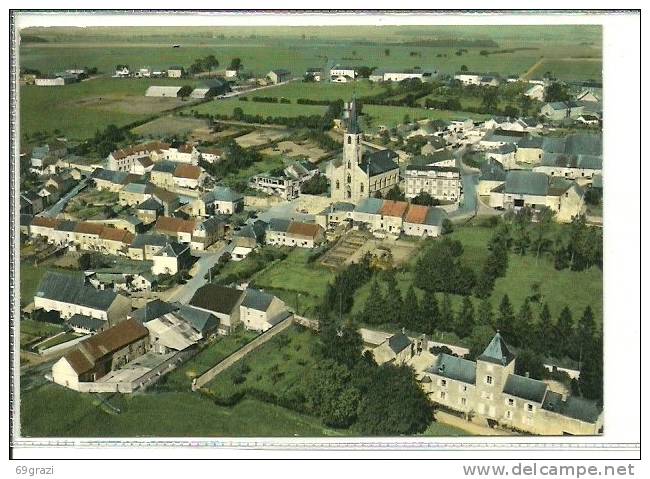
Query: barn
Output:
[[189, 79, 230, 99], [145, 86, 182, 98]]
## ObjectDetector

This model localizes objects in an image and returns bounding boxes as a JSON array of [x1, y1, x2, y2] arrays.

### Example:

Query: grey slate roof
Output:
[[131, 299, 179, 323], [136, 197, 163, 211], [502, 374, 548, 403], [35, 271, 118, 311], [152, 161, 177, 174], [130, 233, 168, 248], [354, 197, 384, 215], [480, 159, 507, 182], [235, 220, 267, 241], [241, 288, 275, 312], [190, 285, 244, 315], [156, 241, 190, 257], [478, 332, 515, 366], [68, 314, 106, 332], [198, 215, 226, 235], [359, 149, 400, 177], [504, 171, 549, 196], [203, 186, 243, 203], [176, 304, 219, 335], [268, 218, 291, 233], [388, 333, 411, 354], [424, 207, 446, 226], [93, 168, 129, 184], [427, 353, 477, 385], [123, 182, 154, 194]]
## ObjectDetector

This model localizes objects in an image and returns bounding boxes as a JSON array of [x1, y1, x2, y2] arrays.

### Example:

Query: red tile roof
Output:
[[74, 222, 105, 236], [287, 222, 323, 239], [31, 216, 59, 229], [380, 200, 409, 218], [155, 216, 196, 234], [111, 141, 170, 160], [405, 204, 429, 224], [99, 227, 135, 244], [173, 164, 202, 180]]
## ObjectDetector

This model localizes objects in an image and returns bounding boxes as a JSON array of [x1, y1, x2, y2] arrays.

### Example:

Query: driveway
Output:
[[165, 244, 231, 304], [41, 178, 90, 218]]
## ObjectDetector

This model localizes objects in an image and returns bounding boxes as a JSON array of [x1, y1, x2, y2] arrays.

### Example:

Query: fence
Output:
[[192, 315, 294, 390]]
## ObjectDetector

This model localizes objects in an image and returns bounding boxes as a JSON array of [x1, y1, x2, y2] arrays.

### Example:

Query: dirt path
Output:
[[521, 57, 545, 81]]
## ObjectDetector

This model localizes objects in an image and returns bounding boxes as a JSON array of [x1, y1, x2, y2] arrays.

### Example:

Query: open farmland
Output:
[[20, 78, 204, 140], [189, 98, 328, 119], [130, 114, 209, 138]]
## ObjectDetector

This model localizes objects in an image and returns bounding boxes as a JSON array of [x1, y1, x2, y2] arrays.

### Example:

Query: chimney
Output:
[[525, 371, 530, 378]]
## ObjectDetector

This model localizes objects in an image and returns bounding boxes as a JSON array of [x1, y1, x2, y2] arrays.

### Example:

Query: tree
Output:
[[481, 88, 499, 112], [384, 48, 390, 56], [534, 303, 553, 354], [513, 299, 533, 347], [402, 285, 421, 331], [384, 185, 405, 201], [442, 219, 454, 235], [503, 105, 519, 118], [420, 289, 440, 335], [544, 82, 570, 102], [555, 306, 575, 359], [319, 318, 363, 370], [578, 333, 603, 403], [496, 294, 515, 339], [455, 296, 476, 338], [532, 206, 555, 262], [300, 174, 328, 195], [576, 305, 596, 356], [439, 294, 454, 333], [382, 271, 404, 325], [177, 85, 193, 99], [305, 360, 360, 428], [228, 57, 242, 71], [460, 64, 468, 72], [518, 95, 533, 116], [584, 188, 601, 206], [411, 191, 440, 206], [467, 324, 495, 360], [514, 349, 546, 379], [356, 365, 433, 435], [477, 298, 494, 327]]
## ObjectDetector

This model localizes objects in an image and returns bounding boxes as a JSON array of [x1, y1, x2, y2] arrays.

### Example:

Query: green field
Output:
[[160, 329, 258, 391], [131, 115, 209, 138], [20, 25, 601, 82], [350, 224, 603, 332], [252, 249, 335, 315], [20, 78, 204, 140], [191, 98, 328, 119], [20, 382, 343, 437], [19, 319, 65, 348]]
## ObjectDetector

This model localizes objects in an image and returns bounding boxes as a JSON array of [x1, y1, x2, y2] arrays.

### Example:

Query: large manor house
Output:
[[327, 99, 400, 203]]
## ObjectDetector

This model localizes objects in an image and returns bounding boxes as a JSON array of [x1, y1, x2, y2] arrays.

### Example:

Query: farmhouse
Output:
[[266, 219, 325, 248], [106, 141, 170, 172], [127, 233, 169, 261], [191, 216, 226, 251], [190, 79, 230, 99], [172, 163, 205, 189], [167, 66, 184, 78], [118, 182, 155, 206], [381, 70, 436, 82], [154, 216, 196, 244], [402, 204, 446, 238], [51, 319, 149, 391], [197, 186, 244, 216], [540, 101, 584, 121], [189, 285, 246, 335], [165, 144, 199, 164], [34, 73, 78, 86], [424, 332, 603, 435], [372, 332, 414, 365], [478, 158, 507, 196], [330, 65, 356, 82], [151, 241, 192, 276], [135, 197, 164, 224], [328, 99, 400, 204], [305, 67, 323, 82], [196, 146, 224, 163], [525, 84, 545, 101], [489, 170, 586, 222], [250, 174, 301, 200], [145, 85, 182, 98], [34, 271, 131, 326], [267, 69, 291, 84], [240, 289, 290, 333], [404, 164, 462, 201]]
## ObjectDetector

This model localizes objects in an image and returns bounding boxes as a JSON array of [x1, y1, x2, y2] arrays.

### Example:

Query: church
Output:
[[327, 99, 400, 204]]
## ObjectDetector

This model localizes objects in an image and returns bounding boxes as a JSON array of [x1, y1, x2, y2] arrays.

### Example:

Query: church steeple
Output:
[[346, 96, 360, 134]]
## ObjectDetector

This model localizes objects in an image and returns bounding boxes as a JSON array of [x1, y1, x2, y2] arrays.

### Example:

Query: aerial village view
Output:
[[17, 23, 604, 438]]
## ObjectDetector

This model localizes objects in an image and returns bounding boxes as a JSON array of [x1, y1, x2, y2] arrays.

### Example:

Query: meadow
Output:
[[20, 78, 204, 140]]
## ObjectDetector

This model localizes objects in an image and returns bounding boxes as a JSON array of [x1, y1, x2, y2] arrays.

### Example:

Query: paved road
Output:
[[166, 244, 231, 304], [41, 178, 90, 218], [217, 78, 299, 100]]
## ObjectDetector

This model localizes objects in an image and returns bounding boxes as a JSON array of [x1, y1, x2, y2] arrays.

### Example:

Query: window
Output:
[[459, 384, 468, 392], [506, 410, 512, 419], [347, 136, 351, 145], [461, 397, 467, 406], [336, 180, 340, 189], [486, 375, 493, 385], [347, 174, 351, 184], [527, 403, 534, 413], [441, 379, 447, 387], [360, 183, 364, 193], [347, 161, 351, 169], [507, 398, 515, 407], [440, 391, 446, 400]]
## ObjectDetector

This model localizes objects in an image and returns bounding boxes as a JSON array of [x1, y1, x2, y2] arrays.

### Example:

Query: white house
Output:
[[239, 289, 289, 332]]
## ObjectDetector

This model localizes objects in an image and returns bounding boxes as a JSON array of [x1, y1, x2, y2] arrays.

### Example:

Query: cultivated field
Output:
[[20, 78, 203, 140], [131, 114, 209, 138]]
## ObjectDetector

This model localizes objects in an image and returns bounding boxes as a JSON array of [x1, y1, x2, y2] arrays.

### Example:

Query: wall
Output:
[[193, 315, 294, 390]]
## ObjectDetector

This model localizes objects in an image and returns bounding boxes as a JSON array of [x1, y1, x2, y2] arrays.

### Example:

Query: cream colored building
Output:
[[424, 333, 603, 436], [239, 289, 289, 332], [405, 165, 462, 201]]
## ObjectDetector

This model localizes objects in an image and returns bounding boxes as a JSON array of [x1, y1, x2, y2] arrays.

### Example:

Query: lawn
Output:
[[20, 78, 204, 140], [350, 223, 603, 335], [160, 329, 258, 391], [190, 98, 328, 119], [20, 382, 343, 437], [131, 115, 209, 138], [221, 154, 286, 189], [205, 325, 319, 401], [19, 319, 65, 349], [252, 249, 335, 315], [36, 332, 81, 351], [251, 80, 381, 102], [363, 104, 489, 129]]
